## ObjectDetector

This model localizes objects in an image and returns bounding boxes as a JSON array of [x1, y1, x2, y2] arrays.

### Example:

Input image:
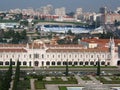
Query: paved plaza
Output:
[[30, 75, 120, 90]]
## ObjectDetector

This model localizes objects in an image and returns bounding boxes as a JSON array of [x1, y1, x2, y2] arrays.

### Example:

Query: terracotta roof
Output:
[[45, 44, 83, 47], [0, 48, 27, 52], [46, 48, 109, 52], [29, 43, 44, 49], [0, 44, 26, 47], [81, 38, 120, 46]]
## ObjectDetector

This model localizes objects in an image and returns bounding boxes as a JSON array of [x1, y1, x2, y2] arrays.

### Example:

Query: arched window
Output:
[[52, 61, 55, 65], [5, 61, 9, 65], [85, 61, 89, 65], [74, 62, 78, 65], [23, 61, 27, 65], [34, 61, 39, 66], [90, 61, 94, 65], [12, 61, 15, 65], [29, 61, 31, 66], [91, 55, 93, 58], [57, 62, 61, 65], [107, 62, 110, 66], [63, 61, 67, 65], [96, 61, 98, 65], [68, 61, 72, 65], [101, 61, 105, 65], [79, 61, 83, 65], [46, 61, 50, 65], [42, 61, 44, 66], [0, 61, 3, 65], [19, 61, 21, 65], [42, 54, 44, 58]]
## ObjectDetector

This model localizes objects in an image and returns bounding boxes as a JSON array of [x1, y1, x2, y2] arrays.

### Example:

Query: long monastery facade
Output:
[[0, 38, 120, 67]]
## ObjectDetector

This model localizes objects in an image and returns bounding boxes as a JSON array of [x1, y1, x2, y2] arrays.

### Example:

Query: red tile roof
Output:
[[46, 47, 109, 52], [0, 48, 27, 52]]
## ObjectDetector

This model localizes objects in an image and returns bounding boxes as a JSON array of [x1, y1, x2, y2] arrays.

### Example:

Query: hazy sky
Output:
[[0, 0, 120, 12]]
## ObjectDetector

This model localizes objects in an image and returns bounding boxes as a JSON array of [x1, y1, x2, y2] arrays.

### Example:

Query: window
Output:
[[29, 54, 31, 58], [12, 61, 15, 65], [19, 62, 21, 65], [80, 55, 82, 58], [101, 61, 105, 65], [102, 55, 104, 58], [18, 55, 20, 58], [79, 62, 83, 65], [85, 62, 89, 65], [5, 61, 9, 65], [0, 61, 3, 65], [52, 61, 55, 65], [12, 55, 14, 58], [91, 55, 93, 58], [90, 62, 94, 65], [57, 62, 61, 65], [6, 55, 8, 58], [63, 61, 67, 65], [46, 61, 50, 65], [24, 55, 26, 58], [53, 55, 54, 58], [58, 55, 60, 58], [34, 54, 39, 58], [23, 61, 27, 65], [75, 55, 77, 58], [74, 62, 78, 65], [107, 62, 110, 65], [42, 54, 44, 58], [68, 61, 72, 65]]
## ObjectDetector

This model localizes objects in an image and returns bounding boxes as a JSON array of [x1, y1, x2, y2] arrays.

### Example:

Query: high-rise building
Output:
[[55, 7, 66, 16], [76, 8, 83, 15], [39, 4, 53, 15], [99, 7, 107, 14]]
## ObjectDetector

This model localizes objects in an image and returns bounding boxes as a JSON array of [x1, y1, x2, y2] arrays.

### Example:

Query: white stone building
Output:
[[0, 38, 120, 67]]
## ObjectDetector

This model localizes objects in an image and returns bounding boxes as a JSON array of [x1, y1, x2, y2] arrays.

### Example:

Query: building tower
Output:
[[99, 7, 107, 14], [109, 38, 116, 66]]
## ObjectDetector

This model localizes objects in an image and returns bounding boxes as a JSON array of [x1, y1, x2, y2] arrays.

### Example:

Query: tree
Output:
[[12, 60, 20, 90], [1, 59, 13, 90], [97, 58, 101, 76], [67, 30, 73, 35], [65, 60, 69, 76], [20, 20, 28, 26]]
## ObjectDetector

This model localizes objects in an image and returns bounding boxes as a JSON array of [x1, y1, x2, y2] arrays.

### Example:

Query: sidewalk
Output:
[[45, 84, 59, 90], [74, 75, 85, 85], [88, 75, 101, 83], [30, 79, 35, 90]]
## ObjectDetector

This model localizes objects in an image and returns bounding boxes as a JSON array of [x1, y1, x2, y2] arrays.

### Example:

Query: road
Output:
[[0, 67, 120, 74]]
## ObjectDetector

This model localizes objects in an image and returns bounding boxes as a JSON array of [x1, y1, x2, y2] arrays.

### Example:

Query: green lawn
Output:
[[110, 76, 120, 80], [17, 80, 30, 90], [96, 76, 120, 84], [35, 76, 77, 89], [59, 86, 67, 90], [49, 66, 117, 68], [81, 76, 91, 81]]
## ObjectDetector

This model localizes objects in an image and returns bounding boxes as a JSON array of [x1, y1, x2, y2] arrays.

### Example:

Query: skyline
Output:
[[0, 0, 120, 12]]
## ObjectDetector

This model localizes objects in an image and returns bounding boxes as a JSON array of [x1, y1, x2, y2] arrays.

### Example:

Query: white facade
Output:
[[0, 39, 119, 67]]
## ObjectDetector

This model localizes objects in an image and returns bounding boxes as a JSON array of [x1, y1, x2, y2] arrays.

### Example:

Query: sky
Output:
[[0, 0, 120, 12]]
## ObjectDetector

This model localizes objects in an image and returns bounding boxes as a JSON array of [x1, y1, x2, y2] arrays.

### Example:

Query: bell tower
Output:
[[109, 37, 116, 66]]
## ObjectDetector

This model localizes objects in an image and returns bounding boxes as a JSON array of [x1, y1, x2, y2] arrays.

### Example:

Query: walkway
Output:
[[74, 75, 85, 85], [45, 84, 59, 90], [88, 75, 100, 83], [30, 79, 35, 90], [104, 77, 112, 81]]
